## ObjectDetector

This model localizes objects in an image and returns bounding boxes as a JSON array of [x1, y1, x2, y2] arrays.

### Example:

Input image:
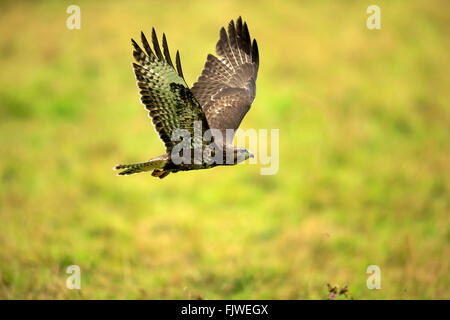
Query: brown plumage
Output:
[[191, 17, 259, 144], [114, 17, 259, 178]]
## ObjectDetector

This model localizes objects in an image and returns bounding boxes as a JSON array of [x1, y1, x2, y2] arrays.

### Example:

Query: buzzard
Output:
[[114, 17, 259, 179]]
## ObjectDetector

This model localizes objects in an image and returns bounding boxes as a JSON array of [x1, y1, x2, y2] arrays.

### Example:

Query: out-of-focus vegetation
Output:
[[0, 0, 448, 299]]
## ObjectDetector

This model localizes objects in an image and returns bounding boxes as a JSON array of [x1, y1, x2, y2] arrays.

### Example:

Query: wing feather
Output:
[[132, 31, 209, 152], [175, 50, 184, 80], [191, 17, 259, 145], [151, 28, 164, 61], [162, 33, 174, 68], [228, 20, 243, 65], [140, 32, 155, 60]]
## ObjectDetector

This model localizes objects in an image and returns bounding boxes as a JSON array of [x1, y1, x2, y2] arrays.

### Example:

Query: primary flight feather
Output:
[[114, 17, 259, 179]]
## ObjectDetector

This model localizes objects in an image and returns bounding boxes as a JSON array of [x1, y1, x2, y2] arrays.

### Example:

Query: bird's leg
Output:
[[151, 169, 170, 179]]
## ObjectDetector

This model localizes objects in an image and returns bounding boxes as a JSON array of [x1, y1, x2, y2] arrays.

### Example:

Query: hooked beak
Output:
[[249, 152, 254, 159]]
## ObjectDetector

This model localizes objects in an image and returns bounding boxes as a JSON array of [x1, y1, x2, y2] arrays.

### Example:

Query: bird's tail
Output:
[[113, 158, 167, 176]]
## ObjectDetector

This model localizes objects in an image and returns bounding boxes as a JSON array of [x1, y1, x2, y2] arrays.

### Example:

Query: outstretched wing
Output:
[[132, 30, 210, 151], [191, 17, 259, 145]]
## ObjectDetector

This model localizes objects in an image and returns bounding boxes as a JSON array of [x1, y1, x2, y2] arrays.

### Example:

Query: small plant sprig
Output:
[[326, 283, 353, 300]]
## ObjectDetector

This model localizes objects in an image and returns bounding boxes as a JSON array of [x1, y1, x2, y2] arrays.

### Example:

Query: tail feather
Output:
[[114, 158, 166, 176]]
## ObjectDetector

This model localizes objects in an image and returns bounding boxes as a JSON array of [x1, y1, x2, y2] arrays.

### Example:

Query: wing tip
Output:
[[219, 26, 227, 39], [151, 28, 164, 60], [175, 50, 184, 80], [161, 33, 174, 68], [251, 39, 259, 65]]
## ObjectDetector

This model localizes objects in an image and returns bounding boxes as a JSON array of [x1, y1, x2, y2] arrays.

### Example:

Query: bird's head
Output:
[[234, 147, 254, 164]]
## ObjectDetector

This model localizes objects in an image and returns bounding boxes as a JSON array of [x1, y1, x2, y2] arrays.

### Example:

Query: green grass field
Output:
[[0, 0, 448, 299]]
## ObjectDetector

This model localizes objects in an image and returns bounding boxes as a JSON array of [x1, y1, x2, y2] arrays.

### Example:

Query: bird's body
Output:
[[114, 17, 259, 178]]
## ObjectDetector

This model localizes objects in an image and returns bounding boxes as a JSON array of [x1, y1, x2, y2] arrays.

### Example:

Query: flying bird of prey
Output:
[[114, 17, 259, 179]]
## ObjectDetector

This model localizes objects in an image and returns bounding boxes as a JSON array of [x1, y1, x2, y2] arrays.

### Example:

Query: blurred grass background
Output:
[[0, 0, 449, 299]]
